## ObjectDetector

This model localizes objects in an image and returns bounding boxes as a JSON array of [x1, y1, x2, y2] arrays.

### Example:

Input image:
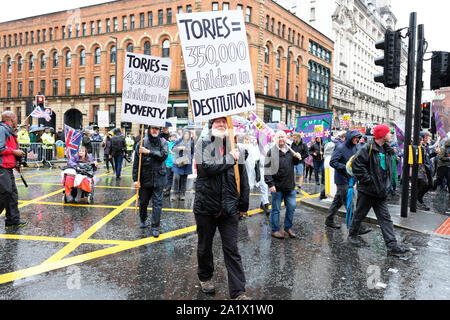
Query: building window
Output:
[[37, 30, 41, 42], [62, 26, 66, 39], [91, 21, 95, 35], [126, 43, 134, 53], [93, 105, 99, 123], [80, 49, 86, 66], [275, 80, 279, 97], [186, 5, 192, 13], [17, 107, 22, 123], [140, 13, 145, 28], [245, 7, 252, 22], [144, 41, 151, 55], [271, 18, 274, 32], [265, 15, 269, 29], [52, 52, 58, 68], [43, 29, 46, 42], [65, 79, 71, 95], [180, 70, 187, 89], [82, 23, 87, 36], [282, 25, 285, 38], [29, 55, 34, 70], [264, 46, 269, 64], [49, 28, 53, 40], [113, 18, 118, 32], [212, 2, 219, 11], [122, 16, 127, 30], [158, 10, 163, 25], [106, 19, 111, 33], [110, 75, 116, 93], [7, 83, 11, 98], [97, 20, 102, 34], [76, 24, 80, 37], [295, 86, 299, 101], [68, 25, 72, 38], [18, 57, 23, 72], [296, 60, 300, 75], [237, 4, 243, 11], [167, 8, 172, 24], [264, 76, 268, 95], [148, 12, 153, 27], [109, 104, 116, 126], [65, 51, 71, 68], [40, 54, 46, 69], [94, 47, 101, 64], [130, 14, 135, 29], [276, 50, 280, 68], [162, 39, 170, 57], [277, 22, 280, 35], [79, 78, 85, 94], [52, 79, 58, 96], [29, 81, 34, 96], [94, 77, 100, 94], [223, 2, 229, 10], [18, 82, 22, 98], [110, 46, 116, 63]]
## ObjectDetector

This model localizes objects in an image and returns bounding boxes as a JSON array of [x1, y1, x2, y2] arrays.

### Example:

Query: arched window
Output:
[[65, 51, 71, 67], [53, 52, 58, 68], [29, 55, 34, 70], [7, 58, 11, 72], [276, 50, 280, 68], [296, 59, 299, 75], [162, 39, 170, 57], [110, 46, 116, 63], [40, 54, 46, 69], [18, 57, 23, 72], [79, 49, 86, 66], [94, 47, 101, 64], [264, 46, 269, 64], [126, 43, 134, 53], [144, 41, 151, 55]]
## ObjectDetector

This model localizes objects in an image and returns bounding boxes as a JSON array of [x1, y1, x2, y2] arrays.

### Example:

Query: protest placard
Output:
[[176, 10, 256, 122], [121, 52, 172, 127], [98, 111, 109, 128], [341, 114, 350, 127], [314, 125, 324, 138]]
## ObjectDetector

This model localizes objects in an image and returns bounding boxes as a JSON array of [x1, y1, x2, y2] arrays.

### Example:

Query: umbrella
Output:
[[232, 115, 250, 127], [28, 125, 46, 133], [346, 177, 355, 229], [165, 121, 173, 127]]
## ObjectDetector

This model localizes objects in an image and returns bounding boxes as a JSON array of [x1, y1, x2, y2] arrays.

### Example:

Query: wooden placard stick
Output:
[[135, 123, 145, 215], [226, 115, 240, 196]]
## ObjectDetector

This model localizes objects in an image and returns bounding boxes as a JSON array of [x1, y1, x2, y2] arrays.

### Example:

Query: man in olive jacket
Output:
[[348, 124, 409, 257], [133, 126, 168, 237], [193, 116, 250, 300]]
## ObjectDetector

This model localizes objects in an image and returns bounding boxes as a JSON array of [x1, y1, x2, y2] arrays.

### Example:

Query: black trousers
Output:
[[195, 213, 246, 299], [0, 168, 21, 226], [349, 192, 397, 249], [435, 166, 450, 192], [326, 184, 349, 222]]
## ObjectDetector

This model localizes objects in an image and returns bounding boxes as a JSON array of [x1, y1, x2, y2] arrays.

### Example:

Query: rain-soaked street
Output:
[[0, 163, 449, 301]]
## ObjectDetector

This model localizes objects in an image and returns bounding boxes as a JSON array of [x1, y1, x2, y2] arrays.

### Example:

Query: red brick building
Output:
[[0, 0, 333, 133]]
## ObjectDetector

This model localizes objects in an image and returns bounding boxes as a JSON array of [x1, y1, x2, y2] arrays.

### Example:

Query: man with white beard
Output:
[[193, 116, 250, 300]]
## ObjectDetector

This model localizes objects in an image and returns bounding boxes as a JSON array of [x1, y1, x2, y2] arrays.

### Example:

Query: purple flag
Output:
[[393, 123, 405, 151], [433, 104, 446, 137], [295, 112, 333, 144]]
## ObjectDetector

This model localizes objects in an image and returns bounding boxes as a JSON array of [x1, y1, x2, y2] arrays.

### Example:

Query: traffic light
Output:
[[374, 30, 401, 89], [421, 102, 431, 129], [35, 94, 45, 108], [430, 51, 450, 90]]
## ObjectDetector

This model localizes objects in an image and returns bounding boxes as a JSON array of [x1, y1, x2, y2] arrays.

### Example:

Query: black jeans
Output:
[[435, 166, 449, 192], [195, 213, 246, 299], [0, 168, 21, 226], [349, 192, 397, 249], [326, 184, 349, 222], [104, 154, 115, 172], [139, 185, 164, 228]]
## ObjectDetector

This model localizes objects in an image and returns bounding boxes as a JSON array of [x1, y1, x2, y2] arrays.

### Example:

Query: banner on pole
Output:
[[97, 111, 109, 128], [295, 112, 332, 144], [341, 114, 350, 127], [121, 52, 172, 127], [177, 10, 256, 122]]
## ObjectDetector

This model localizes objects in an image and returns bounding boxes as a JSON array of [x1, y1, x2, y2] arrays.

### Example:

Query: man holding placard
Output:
[[177, 9, 254, 299]]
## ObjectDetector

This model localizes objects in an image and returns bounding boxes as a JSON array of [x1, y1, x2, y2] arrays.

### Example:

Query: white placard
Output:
[[177, 10, 256, 122], [98, 111, 109, 128], [121, 52, 172, 127]]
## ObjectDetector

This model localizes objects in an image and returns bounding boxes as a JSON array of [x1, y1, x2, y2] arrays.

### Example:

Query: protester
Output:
[[325, 130, 365, 229], [125, 133, 135, 162], [159, 125, 170, 141], [291, 132, 309, 192], [304, 142, 314, 182], [417, 131, 438, 210], [110, 128, 126, 178], [82, 129, 93, 155], [265, 130, 302, 239], [309, 136, 325, 185], [390, 142, 401, 196], [65, 146, 97, 203], [171, 129, 194, 201], [91, 129, 103, 162], [164, 133, 178, 197], [193, 116, 250, 300], [0, 111, 27, 229], [434, 138, 450, 193], [17, 126, 30, 166], [348, 124, 410, 257], [133, 125, 168, 237], [356, 134, 367, 151], [102, 131, 115, 174], [42, 127, 54, 166], [55, 127, 65, 142], [238, 134, 260, 190]]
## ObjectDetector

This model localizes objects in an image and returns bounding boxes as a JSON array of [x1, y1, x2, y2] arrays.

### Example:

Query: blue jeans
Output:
[[113, 155, 124, 178], [313, 160, 325, 184], [139, 185, 164, 228], [270, 189, 297, 232], [294, 163, 304, 176]]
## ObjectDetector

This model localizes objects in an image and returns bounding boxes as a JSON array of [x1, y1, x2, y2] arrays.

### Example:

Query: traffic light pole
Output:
[[400, 12, 417, 218], [410, 24, 425, 213]]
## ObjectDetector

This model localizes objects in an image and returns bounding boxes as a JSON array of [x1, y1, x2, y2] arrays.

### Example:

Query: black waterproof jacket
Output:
[[351, 140, 393, 199], [193, 134, 250, 217], [132, 136, 168, 188], [264, 145, 300, 192], [330, 130, 361, 185], [291, 139, 309, 164]]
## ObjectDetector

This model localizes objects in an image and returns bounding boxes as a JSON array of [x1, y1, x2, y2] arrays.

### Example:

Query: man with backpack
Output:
[[110, 128, 126, 178], [348, 124, 410, 257]]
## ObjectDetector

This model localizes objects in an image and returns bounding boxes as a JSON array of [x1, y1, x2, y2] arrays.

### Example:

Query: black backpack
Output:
[[111, 135, 124, 155]]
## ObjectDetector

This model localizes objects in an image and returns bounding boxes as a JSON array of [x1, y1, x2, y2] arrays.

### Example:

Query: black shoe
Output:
[[5, 221, 27, 230], [387, 245, 410, 257], [348, 235, 361, 246], [417, 202, 430, 211], [358, 226, 373, 235], [325, 220, 341, 229], [320, 194, 327, 200]]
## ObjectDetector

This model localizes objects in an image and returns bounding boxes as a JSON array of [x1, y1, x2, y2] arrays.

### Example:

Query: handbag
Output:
[[175, 155, 189, 167]]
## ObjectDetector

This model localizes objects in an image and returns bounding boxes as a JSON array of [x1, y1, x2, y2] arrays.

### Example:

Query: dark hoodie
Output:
[[329, 130, 361, 185]]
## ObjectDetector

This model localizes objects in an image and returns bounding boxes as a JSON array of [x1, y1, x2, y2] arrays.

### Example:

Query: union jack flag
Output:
[[30, 106, 51, 122], [64, 124, 82, 159]]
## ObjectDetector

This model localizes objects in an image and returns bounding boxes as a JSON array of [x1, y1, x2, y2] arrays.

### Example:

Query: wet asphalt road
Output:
[[0, 163, 449, 300]]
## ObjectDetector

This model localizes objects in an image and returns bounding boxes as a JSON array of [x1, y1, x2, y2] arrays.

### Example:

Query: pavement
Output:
[[300, 189, 450, 238]]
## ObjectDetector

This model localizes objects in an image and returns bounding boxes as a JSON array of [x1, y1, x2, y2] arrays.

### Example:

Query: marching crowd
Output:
[[1, 110, 449, 300]]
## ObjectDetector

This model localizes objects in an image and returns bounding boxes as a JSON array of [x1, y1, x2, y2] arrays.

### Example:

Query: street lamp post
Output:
[[285, 45, 292, 125], [110, 36, 118, 128]]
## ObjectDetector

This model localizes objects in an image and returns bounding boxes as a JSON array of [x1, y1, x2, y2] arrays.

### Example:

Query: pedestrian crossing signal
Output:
[[421, 102, 431, 129]]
